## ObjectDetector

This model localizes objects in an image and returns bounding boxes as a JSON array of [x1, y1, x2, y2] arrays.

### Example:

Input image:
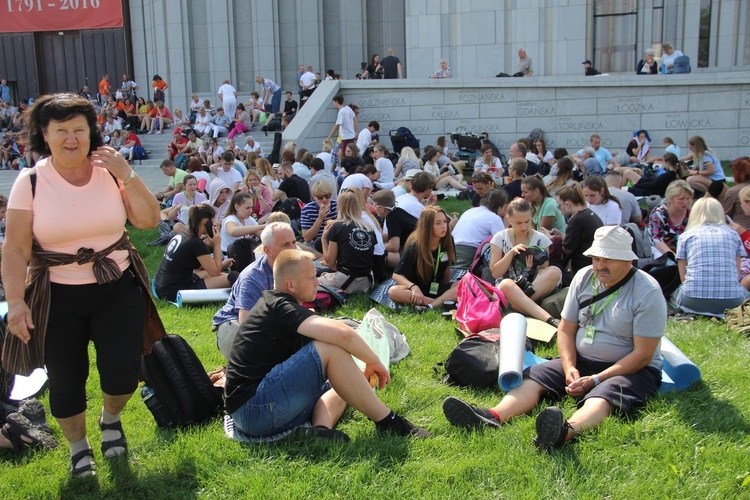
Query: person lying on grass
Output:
[[224, 249, 429, 442], [443, 226, 666, 451]]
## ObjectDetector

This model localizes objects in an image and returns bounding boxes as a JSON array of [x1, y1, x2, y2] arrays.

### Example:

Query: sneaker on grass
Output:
[[532, 406, 572, 451], [442, 396, 501, 429]]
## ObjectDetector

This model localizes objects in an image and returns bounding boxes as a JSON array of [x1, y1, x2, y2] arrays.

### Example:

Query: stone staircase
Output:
[[131, 127, 277, 169], [0, 126, 280, 195]]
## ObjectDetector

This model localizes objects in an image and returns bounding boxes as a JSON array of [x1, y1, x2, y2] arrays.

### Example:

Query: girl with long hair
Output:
[[256, 157, 279, 191], [154, 204, 233, 301], [545, 156, 576, 196], [553, 183, 603, 275], [388, 205, 458, 308], [626, 152, 683, 198], [582, 176, 621, 226], [489, 198, 562, 325], [521, 176, 565, 232], [684, 135, 725, 195], [220, 191, 266, 254], [320, 189, 377, 293]]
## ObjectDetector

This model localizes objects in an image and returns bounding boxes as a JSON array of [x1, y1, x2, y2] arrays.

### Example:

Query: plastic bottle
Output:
[[141, 384, 171, 427]]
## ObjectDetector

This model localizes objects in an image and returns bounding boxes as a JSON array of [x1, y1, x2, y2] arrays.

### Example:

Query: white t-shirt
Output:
[[218, 83, 237, 101], [243, 142, 263, 157], [262, 175, 280, 191], [392, 184, 408, 198], [316, 151, 333, 172], [423, 162, 440, 177], [453, 206, 505, 247], [220, 214, 258, 253], [300, 72, 316, 89], [375, 157, 395, 184], [357, 128, 373, 152], [336, 106, 356, 141], [587, 200, 621, 226], [395, 192, 425, 219], [199, 145, 224, 157], [490, 229, 552, 256], [339, 173, 373, 193], [216, 168, 243, 190]]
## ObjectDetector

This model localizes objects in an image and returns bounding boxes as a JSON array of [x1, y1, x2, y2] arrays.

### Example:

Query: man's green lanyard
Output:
[[430, 244, 443, 295], [583, 275, 619, 344]]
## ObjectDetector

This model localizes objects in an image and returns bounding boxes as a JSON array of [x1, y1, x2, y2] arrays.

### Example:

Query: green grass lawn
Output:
[[1, 216, 749, 499]]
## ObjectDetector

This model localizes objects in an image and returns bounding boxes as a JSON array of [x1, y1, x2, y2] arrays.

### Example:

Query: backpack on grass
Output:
[[140, 334, 224, 428], [442, 331, 534, 389]]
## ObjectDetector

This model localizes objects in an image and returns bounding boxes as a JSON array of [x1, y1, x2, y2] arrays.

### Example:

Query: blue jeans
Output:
[[231, 342, 329, 440]]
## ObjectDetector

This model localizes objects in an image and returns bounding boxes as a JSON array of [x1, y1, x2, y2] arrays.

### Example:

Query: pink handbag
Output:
[[455, 273, 506, 333]]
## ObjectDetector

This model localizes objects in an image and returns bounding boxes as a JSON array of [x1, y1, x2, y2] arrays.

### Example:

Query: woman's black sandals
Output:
[[99, 414, 128, 458], [70, 448, 97, 478]]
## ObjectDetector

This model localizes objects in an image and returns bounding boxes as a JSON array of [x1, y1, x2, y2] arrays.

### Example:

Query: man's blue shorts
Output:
[[230, 342, 330, 441]]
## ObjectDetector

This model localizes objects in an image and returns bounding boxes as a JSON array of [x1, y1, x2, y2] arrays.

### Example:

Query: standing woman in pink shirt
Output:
[[2, 93, 161, 478]]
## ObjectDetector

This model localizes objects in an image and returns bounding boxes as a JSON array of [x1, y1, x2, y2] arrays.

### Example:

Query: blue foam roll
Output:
[[173, 288, 231, 307], [659, 336, 701, 392]]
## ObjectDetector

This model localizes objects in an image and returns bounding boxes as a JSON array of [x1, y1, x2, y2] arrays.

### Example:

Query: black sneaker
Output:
[[532, 406, 572, 451], [18, 399, 51, 434], [376, 412, 430, 438], [442, 396, 501, 429]]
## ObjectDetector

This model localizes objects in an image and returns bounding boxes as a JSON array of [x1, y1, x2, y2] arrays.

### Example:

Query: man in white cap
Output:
[[442, 226, 667, 451]]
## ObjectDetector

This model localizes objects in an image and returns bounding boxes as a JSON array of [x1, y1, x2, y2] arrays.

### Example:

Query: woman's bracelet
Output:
[[122, 170, 137, 186], [408, 284, 417, 290]]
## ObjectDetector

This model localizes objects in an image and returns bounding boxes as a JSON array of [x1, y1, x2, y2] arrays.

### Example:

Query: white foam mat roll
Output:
[[498, 313, 527, 391], [174, 288, 231, 307]]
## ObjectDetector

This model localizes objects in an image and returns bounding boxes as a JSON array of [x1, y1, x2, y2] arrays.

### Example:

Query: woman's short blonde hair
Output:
[[665, 179, 694, 201], [311, 180, 333, 198]]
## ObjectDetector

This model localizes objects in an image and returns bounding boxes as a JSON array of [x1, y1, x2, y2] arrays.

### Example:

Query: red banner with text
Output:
[[1, 0, 123, 33]]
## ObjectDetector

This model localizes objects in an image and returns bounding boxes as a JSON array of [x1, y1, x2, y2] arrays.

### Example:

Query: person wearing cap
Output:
[[391, 168, 419, 198], [582, 60, 601, 76], [443, 225, 667, 452]]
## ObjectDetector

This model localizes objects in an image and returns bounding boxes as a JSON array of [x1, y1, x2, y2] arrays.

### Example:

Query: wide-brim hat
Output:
[[633, 129, 652, 142], [583, 226, 638, 261]]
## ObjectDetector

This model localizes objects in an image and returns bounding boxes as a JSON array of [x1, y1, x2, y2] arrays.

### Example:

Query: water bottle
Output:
[[141, 384, 172, 427]]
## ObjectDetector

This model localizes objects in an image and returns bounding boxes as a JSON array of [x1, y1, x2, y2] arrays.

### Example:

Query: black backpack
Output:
[[140, 334, 224, 428], [443, 332, 534, 389], [273, 197, 303, 221], [262, 116, 282, 135]]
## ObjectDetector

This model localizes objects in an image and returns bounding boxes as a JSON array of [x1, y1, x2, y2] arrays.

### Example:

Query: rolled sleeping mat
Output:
[[498, 313, 527, 391], [173, 288, 231, 307], [659, 336, 701, 392]]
